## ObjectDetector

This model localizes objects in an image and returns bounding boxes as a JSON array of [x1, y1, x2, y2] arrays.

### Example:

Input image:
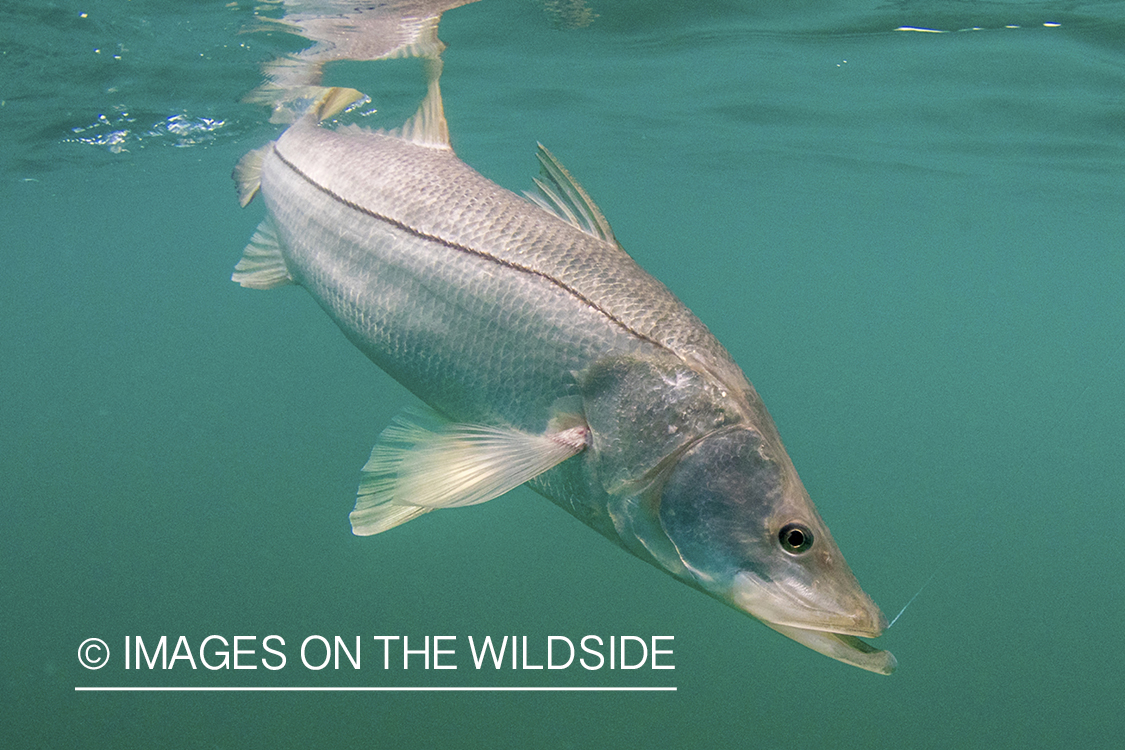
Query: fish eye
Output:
[[778, 523, 814, 554]]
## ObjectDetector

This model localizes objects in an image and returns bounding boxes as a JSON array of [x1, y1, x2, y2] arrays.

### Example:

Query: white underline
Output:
[[75, 686, 675, 692]]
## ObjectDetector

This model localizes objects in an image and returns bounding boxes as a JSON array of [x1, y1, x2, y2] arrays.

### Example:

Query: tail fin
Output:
[[309, 86, 367, 123]]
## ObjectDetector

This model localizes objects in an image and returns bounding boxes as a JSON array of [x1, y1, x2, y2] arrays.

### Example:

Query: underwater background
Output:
[[2, 0, 1123, 747]]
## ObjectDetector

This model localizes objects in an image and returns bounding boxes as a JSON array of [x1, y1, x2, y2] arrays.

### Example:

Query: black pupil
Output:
[[779, 523, 813, 553]]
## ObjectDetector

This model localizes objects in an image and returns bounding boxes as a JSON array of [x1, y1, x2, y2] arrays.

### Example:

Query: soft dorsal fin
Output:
[[350, 407, 588, 536], [524, 144, 616, 243], [387, 59, 450, 148]]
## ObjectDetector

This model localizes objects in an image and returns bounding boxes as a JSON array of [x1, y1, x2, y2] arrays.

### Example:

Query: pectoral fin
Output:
[[350, 408, 589, 536]]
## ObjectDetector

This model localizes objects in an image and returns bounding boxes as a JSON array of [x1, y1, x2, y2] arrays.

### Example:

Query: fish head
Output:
[[655, 426, 895, 674]]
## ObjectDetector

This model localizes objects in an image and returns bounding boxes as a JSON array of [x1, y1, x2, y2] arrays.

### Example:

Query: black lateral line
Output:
[[271, 143, 668, 352]]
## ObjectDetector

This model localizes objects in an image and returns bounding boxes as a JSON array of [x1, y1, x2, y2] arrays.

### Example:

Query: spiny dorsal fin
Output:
[[231, 219, 293, 289], [524, 144, 616, 243], [350, 406, 588, 536]]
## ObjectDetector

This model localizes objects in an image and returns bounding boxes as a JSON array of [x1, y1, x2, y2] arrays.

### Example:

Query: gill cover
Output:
[[657, 427, 895, 673], [578, 353, 893, 673]]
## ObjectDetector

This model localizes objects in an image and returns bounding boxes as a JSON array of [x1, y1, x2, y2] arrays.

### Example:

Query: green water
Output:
[[2, 0, 1123, 747]]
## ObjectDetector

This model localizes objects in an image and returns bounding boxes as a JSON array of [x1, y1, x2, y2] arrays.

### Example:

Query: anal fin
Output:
[[350, 407, 589, 536], [231, 219, 293, 289]]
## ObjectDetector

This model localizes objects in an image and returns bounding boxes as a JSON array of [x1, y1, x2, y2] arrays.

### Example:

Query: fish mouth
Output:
[[726, 571, 895, 673], [760, 620, 897, 675]]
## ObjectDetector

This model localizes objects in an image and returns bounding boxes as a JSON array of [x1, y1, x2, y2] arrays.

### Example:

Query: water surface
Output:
[[2, 1, 1123, 747]]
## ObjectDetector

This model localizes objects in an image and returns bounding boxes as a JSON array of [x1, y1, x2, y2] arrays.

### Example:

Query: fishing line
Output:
[[887, 568, 938, 629], [886, 549, 956, 630]]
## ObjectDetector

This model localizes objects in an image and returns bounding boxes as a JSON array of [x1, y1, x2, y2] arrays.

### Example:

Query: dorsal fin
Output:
[[387, 58, 450, 148], [524, 144, 616, 243]]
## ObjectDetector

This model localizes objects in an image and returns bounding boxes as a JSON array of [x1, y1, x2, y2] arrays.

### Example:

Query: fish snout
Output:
[[731, 569, 888, 639]]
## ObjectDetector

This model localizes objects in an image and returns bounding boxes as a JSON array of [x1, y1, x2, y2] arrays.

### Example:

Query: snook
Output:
[[233, 85, 895, 674]]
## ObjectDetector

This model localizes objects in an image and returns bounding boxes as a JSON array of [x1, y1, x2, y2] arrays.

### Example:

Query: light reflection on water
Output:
[[64, 111, 228, 152]]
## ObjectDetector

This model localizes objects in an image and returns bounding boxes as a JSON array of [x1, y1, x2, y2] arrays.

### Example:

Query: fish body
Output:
[[234, 86, 895, 673]]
